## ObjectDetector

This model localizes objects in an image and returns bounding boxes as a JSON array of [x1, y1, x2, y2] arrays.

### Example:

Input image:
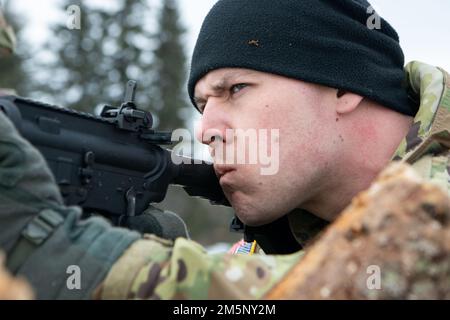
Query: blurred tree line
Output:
[[0, 0, 239, 247]]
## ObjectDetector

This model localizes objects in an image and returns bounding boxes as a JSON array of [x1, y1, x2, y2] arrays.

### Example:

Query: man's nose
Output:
[[196, 100, 229, 146]]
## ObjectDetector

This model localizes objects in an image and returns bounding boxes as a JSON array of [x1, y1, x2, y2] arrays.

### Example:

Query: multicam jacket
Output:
[[0, 12, 15, 56], [97, 61, 450, 300]]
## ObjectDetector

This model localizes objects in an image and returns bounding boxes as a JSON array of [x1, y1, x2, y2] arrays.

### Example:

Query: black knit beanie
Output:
[[188, 0, 416, 116]]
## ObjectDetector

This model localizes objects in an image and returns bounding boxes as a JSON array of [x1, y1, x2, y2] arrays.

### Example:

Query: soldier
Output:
[[1, 0, 449, 299]]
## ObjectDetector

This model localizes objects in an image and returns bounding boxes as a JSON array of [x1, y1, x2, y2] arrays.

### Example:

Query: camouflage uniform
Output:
[[96, 61, 450, 300]]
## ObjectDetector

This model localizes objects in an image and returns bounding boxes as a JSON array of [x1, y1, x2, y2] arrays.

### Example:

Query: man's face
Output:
[[194, 68, 339, 226]]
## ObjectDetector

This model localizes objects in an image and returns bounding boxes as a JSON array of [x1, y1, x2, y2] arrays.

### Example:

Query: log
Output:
[[266, 163, 450, 299]]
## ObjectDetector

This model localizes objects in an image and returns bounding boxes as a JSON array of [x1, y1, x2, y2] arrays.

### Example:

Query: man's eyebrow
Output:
[[206, 76, 231, 94], [210, 79, 228, 93], [194, 71, 255, 106], [194, 79, 227, 107]]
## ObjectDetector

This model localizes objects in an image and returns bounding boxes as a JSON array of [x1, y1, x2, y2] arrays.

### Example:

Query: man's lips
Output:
[[214, 165, 236, 181]]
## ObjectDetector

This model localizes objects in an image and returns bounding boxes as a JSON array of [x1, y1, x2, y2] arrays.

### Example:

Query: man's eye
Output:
[[230, 83, 247, 95]]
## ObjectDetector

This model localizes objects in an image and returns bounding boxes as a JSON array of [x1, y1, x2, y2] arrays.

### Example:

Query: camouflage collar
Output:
[[393, 61, 450, 163], [288, 61, 450, 248], [0, 24, 16, 55], [287, 208, 328, 248]]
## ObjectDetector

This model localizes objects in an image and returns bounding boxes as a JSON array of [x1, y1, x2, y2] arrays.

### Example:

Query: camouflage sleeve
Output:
[[99, 235, 303, 300], [0, 10, 16, 55]]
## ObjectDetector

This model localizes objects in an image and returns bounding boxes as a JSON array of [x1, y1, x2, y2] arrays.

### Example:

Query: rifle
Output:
[[0, 81, 229, 228]]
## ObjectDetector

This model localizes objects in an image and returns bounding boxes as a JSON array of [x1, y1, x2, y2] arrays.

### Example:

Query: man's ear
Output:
[[335, 90, 364, 115]]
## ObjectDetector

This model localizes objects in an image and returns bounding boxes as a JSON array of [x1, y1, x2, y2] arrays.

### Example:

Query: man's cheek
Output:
[[258, 129, 280, 176]]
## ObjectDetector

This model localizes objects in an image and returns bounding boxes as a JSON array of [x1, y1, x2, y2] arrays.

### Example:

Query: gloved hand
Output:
[[119, 205, 190, 240]]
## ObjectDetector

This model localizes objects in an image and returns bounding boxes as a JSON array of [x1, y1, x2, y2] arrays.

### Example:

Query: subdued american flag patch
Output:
[[229, 239, 257, 255]]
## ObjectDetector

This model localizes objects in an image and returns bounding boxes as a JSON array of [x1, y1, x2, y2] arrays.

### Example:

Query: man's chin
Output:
[[233, 203, 279, 227], [227, 191, 283, 226], [236, 213, 280, 227]]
